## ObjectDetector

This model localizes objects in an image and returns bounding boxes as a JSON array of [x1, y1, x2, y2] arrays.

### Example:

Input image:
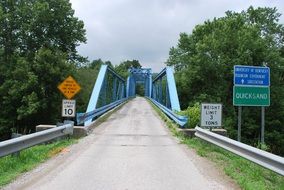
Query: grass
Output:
[[148, 99, 284, 190], [0, 138, 77, 188]]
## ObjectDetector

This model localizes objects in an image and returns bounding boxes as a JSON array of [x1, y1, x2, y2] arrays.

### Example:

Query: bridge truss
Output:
[[77, 65, 187, 127]]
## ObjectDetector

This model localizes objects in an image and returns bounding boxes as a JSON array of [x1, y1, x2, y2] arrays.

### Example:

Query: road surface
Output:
[[3, 97, 238, 190]]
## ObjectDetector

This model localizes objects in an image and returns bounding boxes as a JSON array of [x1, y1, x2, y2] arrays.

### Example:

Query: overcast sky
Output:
[[70, 0, 284, 72]]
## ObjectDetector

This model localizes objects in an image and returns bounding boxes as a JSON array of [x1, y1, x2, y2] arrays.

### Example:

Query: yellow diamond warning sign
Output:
[[57, 76, 81, 99]]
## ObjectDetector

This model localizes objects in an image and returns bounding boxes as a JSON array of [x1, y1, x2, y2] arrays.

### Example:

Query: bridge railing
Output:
[[148, 98, 187, 126], [77, 98, 127, 125], [77, 65, 128, 126], [0, 123, 73, 158], [195, 126, 284, 176]]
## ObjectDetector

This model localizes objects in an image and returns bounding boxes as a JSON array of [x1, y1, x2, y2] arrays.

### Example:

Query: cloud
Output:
[[70, 0, 284, 72]]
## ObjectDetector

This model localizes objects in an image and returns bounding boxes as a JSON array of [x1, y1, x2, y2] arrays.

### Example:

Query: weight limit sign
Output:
[[201, 103, 222, 127]]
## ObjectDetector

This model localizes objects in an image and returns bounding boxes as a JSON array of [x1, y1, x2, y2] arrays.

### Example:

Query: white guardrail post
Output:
[[0, 123, 73, 158], [195, 126, 284, 176]]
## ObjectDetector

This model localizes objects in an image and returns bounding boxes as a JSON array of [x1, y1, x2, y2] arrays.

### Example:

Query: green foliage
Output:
[[0, 138, 76, 187], [257, 142, 270, 151], [0, 0, 86, 62], [1, 48, 75, 135], [114, 59, 144, 95], [0, 0, 86, 139], [167, 6, 284, 156], [87, 59, 112, 70], [136, 83, 145, 96], [179, 102, 200, 128], [114, 59, 142, 79]]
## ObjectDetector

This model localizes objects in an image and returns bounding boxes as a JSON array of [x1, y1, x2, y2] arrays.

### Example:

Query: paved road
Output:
[[4, 97, 237, 190]]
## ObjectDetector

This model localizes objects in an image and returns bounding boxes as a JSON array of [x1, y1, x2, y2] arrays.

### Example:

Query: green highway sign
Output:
[[233, 86, 270, 106]]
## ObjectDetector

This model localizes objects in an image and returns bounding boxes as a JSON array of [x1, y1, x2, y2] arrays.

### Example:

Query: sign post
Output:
[[58, 76, 81, 121], [238, 106, 242, 141], [201, 103, 222, 129], [261, 107, 265, 145], [233, 65, 270, 144]]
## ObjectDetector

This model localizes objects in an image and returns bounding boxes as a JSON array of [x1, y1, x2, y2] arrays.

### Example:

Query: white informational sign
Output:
[[62, 99, 76, 117], [201, 103, 222, 127]]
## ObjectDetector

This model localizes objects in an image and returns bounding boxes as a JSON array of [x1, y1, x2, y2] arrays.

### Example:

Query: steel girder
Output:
[[77, 65, 127, 126], [152, 67, 181, 112], [150, 67, 187, 126], [127, 68, 152, 97]]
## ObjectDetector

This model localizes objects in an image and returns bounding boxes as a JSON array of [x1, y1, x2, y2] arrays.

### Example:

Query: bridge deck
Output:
[[4, 97, 237, 190]]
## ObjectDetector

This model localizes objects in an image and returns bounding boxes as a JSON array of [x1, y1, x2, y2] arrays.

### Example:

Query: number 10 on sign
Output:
[[62, 99, 76, 117]]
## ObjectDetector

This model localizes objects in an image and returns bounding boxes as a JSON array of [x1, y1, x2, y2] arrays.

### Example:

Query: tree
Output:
[[0, 0, 85, 61], [167, 7, 284, 155], [114, 60, 144, 95], [114, 60, 142, 79], [0, 0, 86, 139]]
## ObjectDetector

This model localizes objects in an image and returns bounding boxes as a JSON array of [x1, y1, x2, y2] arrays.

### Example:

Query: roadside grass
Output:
[[0, 138, 77, 188], [148, 99, 284, 190]]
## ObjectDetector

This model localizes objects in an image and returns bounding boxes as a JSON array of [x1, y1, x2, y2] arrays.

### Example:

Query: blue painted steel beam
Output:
[[102, 75, 107, 105], [130, 76, 135, 96], [83, 64, 127, 126], [159, 78, 162, 103], [126, 77, 130, 98], [166, 67, 181, 111], [112, 77, 117, 101], [149, 75, 152, 98], [144, 77, 148, 97], [152, 68, 166, 83], [84, 65, 108, 126], [128, 68, 152, 97], [107, 66, 125, 82], [151, 66, 181, 112], [121, 83, 125, 99], [77, 98, 128, 125]]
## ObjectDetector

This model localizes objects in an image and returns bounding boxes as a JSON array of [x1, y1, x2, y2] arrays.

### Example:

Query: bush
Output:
[[179, 102, 200, 128]]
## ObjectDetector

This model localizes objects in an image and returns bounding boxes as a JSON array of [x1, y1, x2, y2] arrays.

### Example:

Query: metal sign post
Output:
[[261, 107, 265, 145], [233, 65, 270, 144], [238, 106, 242, 142], [58, 76, 81, 122]]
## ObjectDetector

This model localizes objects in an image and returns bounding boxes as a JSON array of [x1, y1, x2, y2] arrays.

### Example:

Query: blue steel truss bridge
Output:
[[76, 65, 188, 127]]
